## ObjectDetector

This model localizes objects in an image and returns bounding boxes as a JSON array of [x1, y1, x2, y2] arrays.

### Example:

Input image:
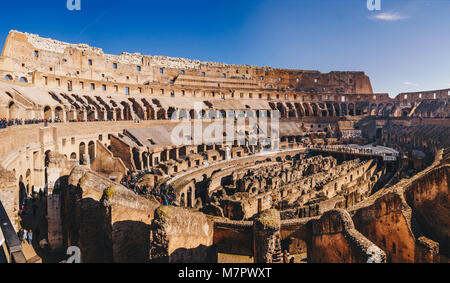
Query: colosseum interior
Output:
[[0, 30, 448, 263]]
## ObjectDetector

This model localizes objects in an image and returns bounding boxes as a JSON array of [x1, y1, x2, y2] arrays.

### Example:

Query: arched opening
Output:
[[179, 109, 188, 120], [141, 99, 155, 120], [19, 77, 28, 83], [44, 150, 52, 186], [87, 109, 96, 121], [121, 102, 132, 120], [8, 101, 17, 120], [180, 193, 186, 207], [132, 148, 142, 171], [348, 104, 355, 116], [189, 109, 198, 120], [44, 150, 52, 168], [55, 106, 64, 122], [376, 104, 384, 116], [302, 103, 311, 116], [333, 103, 340, 116], [187, 188, 193, 208], [25, 169, 31, 195], [44, 106, 52, 121], [167, 107, 176, 120], [295, 103, 305, 118], [70, 152, 77, 160], [79, 142, 86, 163], [157, 109, 166, 120], [341, 104, 348, 116], [142, 152, 148, 170], [4, 74, 13, 80], [98, 109, 105, 121], [370, 104, 377, 116], [326, 103, 333, 116], [276, 103, 287, 118], [115, 108, 122, 121], [311, 103, 319, 117], [209, 110, 218, 119], [88, 141, 95, 163], [19, 175, 26, 209]]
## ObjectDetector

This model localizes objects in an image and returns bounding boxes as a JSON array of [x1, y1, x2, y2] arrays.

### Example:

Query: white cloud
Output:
[[403, 82, 420, 87], [369, 12, 408, 21]]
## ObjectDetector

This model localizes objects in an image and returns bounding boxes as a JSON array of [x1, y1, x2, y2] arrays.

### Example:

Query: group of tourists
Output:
[[121, 172, 176, 205], [19, 188, 45, 217], [0, 118, 61, 129], [17, 229, 33, 245]]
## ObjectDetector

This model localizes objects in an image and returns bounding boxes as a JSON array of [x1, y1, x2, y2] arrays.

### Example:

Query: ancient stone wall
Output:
[[150, 206, 215, 263], [309, 209, 386, 263]]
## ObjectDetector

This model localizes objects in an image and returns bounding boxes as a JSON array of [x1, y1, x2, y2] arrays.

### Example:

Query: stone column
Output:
[[253, 209, 282, 263]]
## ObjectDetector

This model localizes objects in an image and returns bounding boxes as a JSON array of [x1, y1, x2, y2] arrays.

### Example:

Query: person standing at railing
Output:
[[27, 230, 33, 245], [22, 229, 28, 244]]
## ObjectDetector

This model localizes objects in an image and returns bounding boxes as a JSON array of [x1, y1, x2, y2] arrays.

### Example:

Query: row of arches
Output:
[[79, 141, 96, 164], [274, 102, 399, 118], [3, 74, 28, 83]]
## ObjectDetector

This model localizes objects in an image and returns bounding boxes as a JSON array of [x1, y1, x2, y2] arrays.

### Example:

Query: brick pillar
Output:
[[253, 209, 282, 263], [47, 193, 63, 252]]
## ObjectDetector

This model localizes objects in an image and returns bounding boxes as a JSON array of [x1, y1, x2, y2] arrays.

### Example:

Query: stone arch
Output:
[[276, 103, 287, 118], [333, 103, 340, 116], [115, 108, 122, 121], [8, 101, 17, 120], [4, 74, 13, 80], [70, 152, 77, 160], [187, 187, 193, 208], [18, 175, 26, 208], [142, 152, 148, 169], [341, 103, 348, 116], [19, 77, 28, 83], [25, 169, 32, 194], [209, 110, 218, 119], [376, 104, 384, 116], [55, 106, 64, 122], [44, 106, 53, 120], [141, 99, 155, 120], [189, 109, 198, 120], [358, 104, 368, 116], [310, 103, 319, 117], [369, 104, 378, 116], [200, 110, 206, 119], [348, 103, 355, 116], [157, 108, 166, 120], [88, 141, 95, 162], [318, 103, 328, 117], [44, 150, 52, 168], [295, 103, 305, 118], [179, 109, 189, 120], [87, 108, 96, 121], [326, 103, 334, 116], [382, 104, 394, 117], [132, 148, 142, 171], [167, 107, 176, 120], [79, 142, 86, 163], [180, 193, 186, 207], [97, 108, 106, 121]]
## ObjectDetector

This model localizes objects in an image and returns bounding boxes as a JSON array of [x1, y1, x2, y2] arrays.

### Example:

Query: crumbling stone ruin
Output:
[[0, 31, 448, 263]]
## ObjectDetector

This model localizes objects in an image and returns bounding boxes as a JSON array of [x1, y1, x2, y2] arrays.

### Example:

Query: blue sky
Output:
[[0, 0, 449, 96]]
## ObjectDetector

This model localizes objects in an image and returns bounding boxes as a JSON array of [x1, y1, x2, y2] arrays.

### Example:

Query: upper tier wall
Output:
[[0, 30, 373, 94]]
